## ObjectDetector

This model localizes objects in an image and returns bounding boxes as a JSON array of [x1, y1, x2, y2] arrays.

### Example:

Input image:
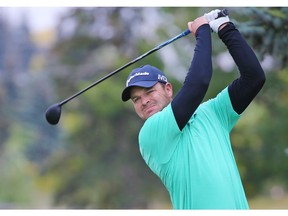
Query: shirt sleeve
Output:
[[218, 22, 266, 114], [208, 87, 240, 132], [171, 24, 212, 131]]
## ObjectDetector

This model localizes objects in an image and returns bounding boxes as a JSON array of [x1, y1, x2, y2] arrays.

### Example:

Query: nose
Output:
[[141, 95, 150, 105]]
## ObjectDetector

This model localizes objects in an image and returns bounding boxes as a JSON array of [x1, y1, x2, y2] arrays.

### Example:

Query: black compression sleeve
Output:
[[218, 23, 266, 114], [171, 24, 212, 131]]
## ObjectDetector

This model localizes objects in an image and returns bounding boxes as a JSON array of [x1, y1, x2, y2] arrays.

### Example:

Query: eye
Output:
[[132, 97, 139, 103], [146, 89, 154, 94]]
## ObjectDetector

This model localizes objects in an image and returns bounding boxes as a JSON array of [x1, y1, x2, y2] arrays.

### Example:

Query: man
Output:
[[121, 9, 265, 209]]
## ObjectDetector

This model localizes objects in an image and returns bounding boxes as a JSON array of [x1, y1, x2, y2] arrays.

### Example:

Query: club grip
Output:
[[182, 8, 229, 36], [217, 9, 229, 18]]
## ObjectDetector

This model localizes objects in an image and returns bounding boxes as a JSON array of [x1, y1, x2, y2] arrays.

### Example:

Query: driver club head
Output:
[[45, 103, 62, 125]]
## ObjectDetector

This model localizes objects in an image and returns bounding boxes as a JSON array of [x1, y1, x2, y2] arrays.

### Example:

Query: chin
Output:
[[145, 110, 159, 120]]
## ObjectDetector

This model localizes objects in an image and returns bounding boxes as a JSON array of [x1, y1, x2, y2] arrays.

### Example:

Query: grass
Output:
[[249, 195, 288, 209]]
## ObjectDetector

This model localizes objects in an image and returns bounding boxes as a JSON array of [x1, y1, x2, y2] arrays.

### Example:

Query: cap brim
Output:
[[121, 80, 158, 102]]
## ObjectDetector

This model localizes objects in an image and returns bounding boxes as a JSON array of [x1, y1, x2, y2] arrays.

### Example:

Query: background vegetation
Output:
[[0, 7, 287, 209]]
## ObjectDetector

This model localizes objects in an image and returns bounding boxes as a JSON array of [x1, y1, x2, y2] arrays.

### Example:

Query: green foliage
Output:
[[232, 7, 288, 67]]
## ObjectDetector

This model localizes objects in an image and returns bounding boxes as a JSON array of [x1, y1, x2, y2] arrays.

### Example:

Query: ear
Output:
[[165, 82, 173, 98]]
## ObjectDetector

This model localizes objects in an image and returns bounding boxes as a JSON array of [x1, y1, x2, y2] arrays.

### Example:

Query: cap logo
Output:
[[158, 74, 167, 82], [126, 72, 150, 86]]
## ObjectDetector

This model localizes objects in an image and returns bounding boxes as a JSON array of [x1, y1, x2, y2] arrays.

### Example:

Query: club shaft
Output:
[[58, 9, 228, 106], [58, 30, 191, 106]]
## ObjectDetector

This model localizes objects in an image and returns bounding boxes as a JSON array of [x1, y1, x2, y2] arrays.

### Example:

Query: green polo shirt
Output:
[[139, 87, 249, 209]]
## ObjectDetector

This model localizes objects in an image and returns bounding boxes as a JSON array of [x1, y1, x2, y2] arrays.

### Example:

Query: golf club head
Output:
[[45, 103, 62, 125]]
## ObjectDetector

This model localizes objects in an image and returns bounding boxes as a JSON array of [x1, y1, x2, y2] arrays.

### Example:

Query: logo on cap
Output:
[[158, 74, 168, 83], [126, 72, 150, 86]]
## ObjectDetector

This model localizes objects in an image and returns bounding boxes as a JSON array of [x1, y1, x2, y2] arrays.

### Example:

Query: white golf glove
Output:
[[204, 9, 230, 33], [204, 9, 221, 22], [209, 16, 230, 33]]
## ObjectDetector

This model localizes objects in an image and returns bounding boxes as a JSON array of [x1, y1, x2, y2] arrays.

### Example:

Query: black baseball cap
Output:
[[121, 65, 168, 102]]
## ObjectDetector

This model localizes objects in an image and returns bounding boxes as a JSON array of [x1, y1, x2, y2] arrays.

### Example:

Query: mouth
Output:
[[143, 104, 157, 116]]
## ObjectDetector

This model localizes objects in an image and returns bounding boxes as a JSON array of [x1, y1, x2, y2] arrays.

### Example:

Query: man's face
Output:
[[130, 82, 173, 120]]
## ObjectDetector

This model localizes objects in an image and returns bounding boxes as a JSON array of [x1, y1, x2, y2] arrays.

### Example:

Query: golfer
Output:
[[121, 10, 266, 209]]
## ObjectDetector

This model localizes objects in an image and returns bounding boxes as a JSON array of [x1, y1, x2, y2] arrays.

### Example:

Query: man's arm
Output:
[[218, 23, 266, 114], [171, 18, 212, 131]]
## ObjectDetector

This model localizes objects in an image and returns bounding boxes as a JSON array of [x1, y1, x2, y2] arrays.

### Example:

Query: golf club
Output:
[[45, 9, 229, 125]]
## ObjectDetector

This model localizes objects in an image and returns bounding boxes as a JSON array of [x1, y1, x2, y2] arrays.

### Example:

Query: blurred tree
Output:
[[231, 7, 288, 68], [0, 10, 61, 207]]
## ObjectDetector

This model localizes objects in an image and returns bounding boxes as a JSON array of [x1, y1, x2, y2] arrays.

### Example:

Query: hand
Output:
[[187, 16, 208, 36], [204, 9, 221, 22], [204, 9, 230, 33], [209, 16, 230, 33]]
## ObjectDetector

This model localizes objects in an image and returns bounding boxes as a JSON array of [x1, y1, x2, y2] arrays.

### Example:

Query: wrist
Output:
[[218, 23, 229, 31]]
